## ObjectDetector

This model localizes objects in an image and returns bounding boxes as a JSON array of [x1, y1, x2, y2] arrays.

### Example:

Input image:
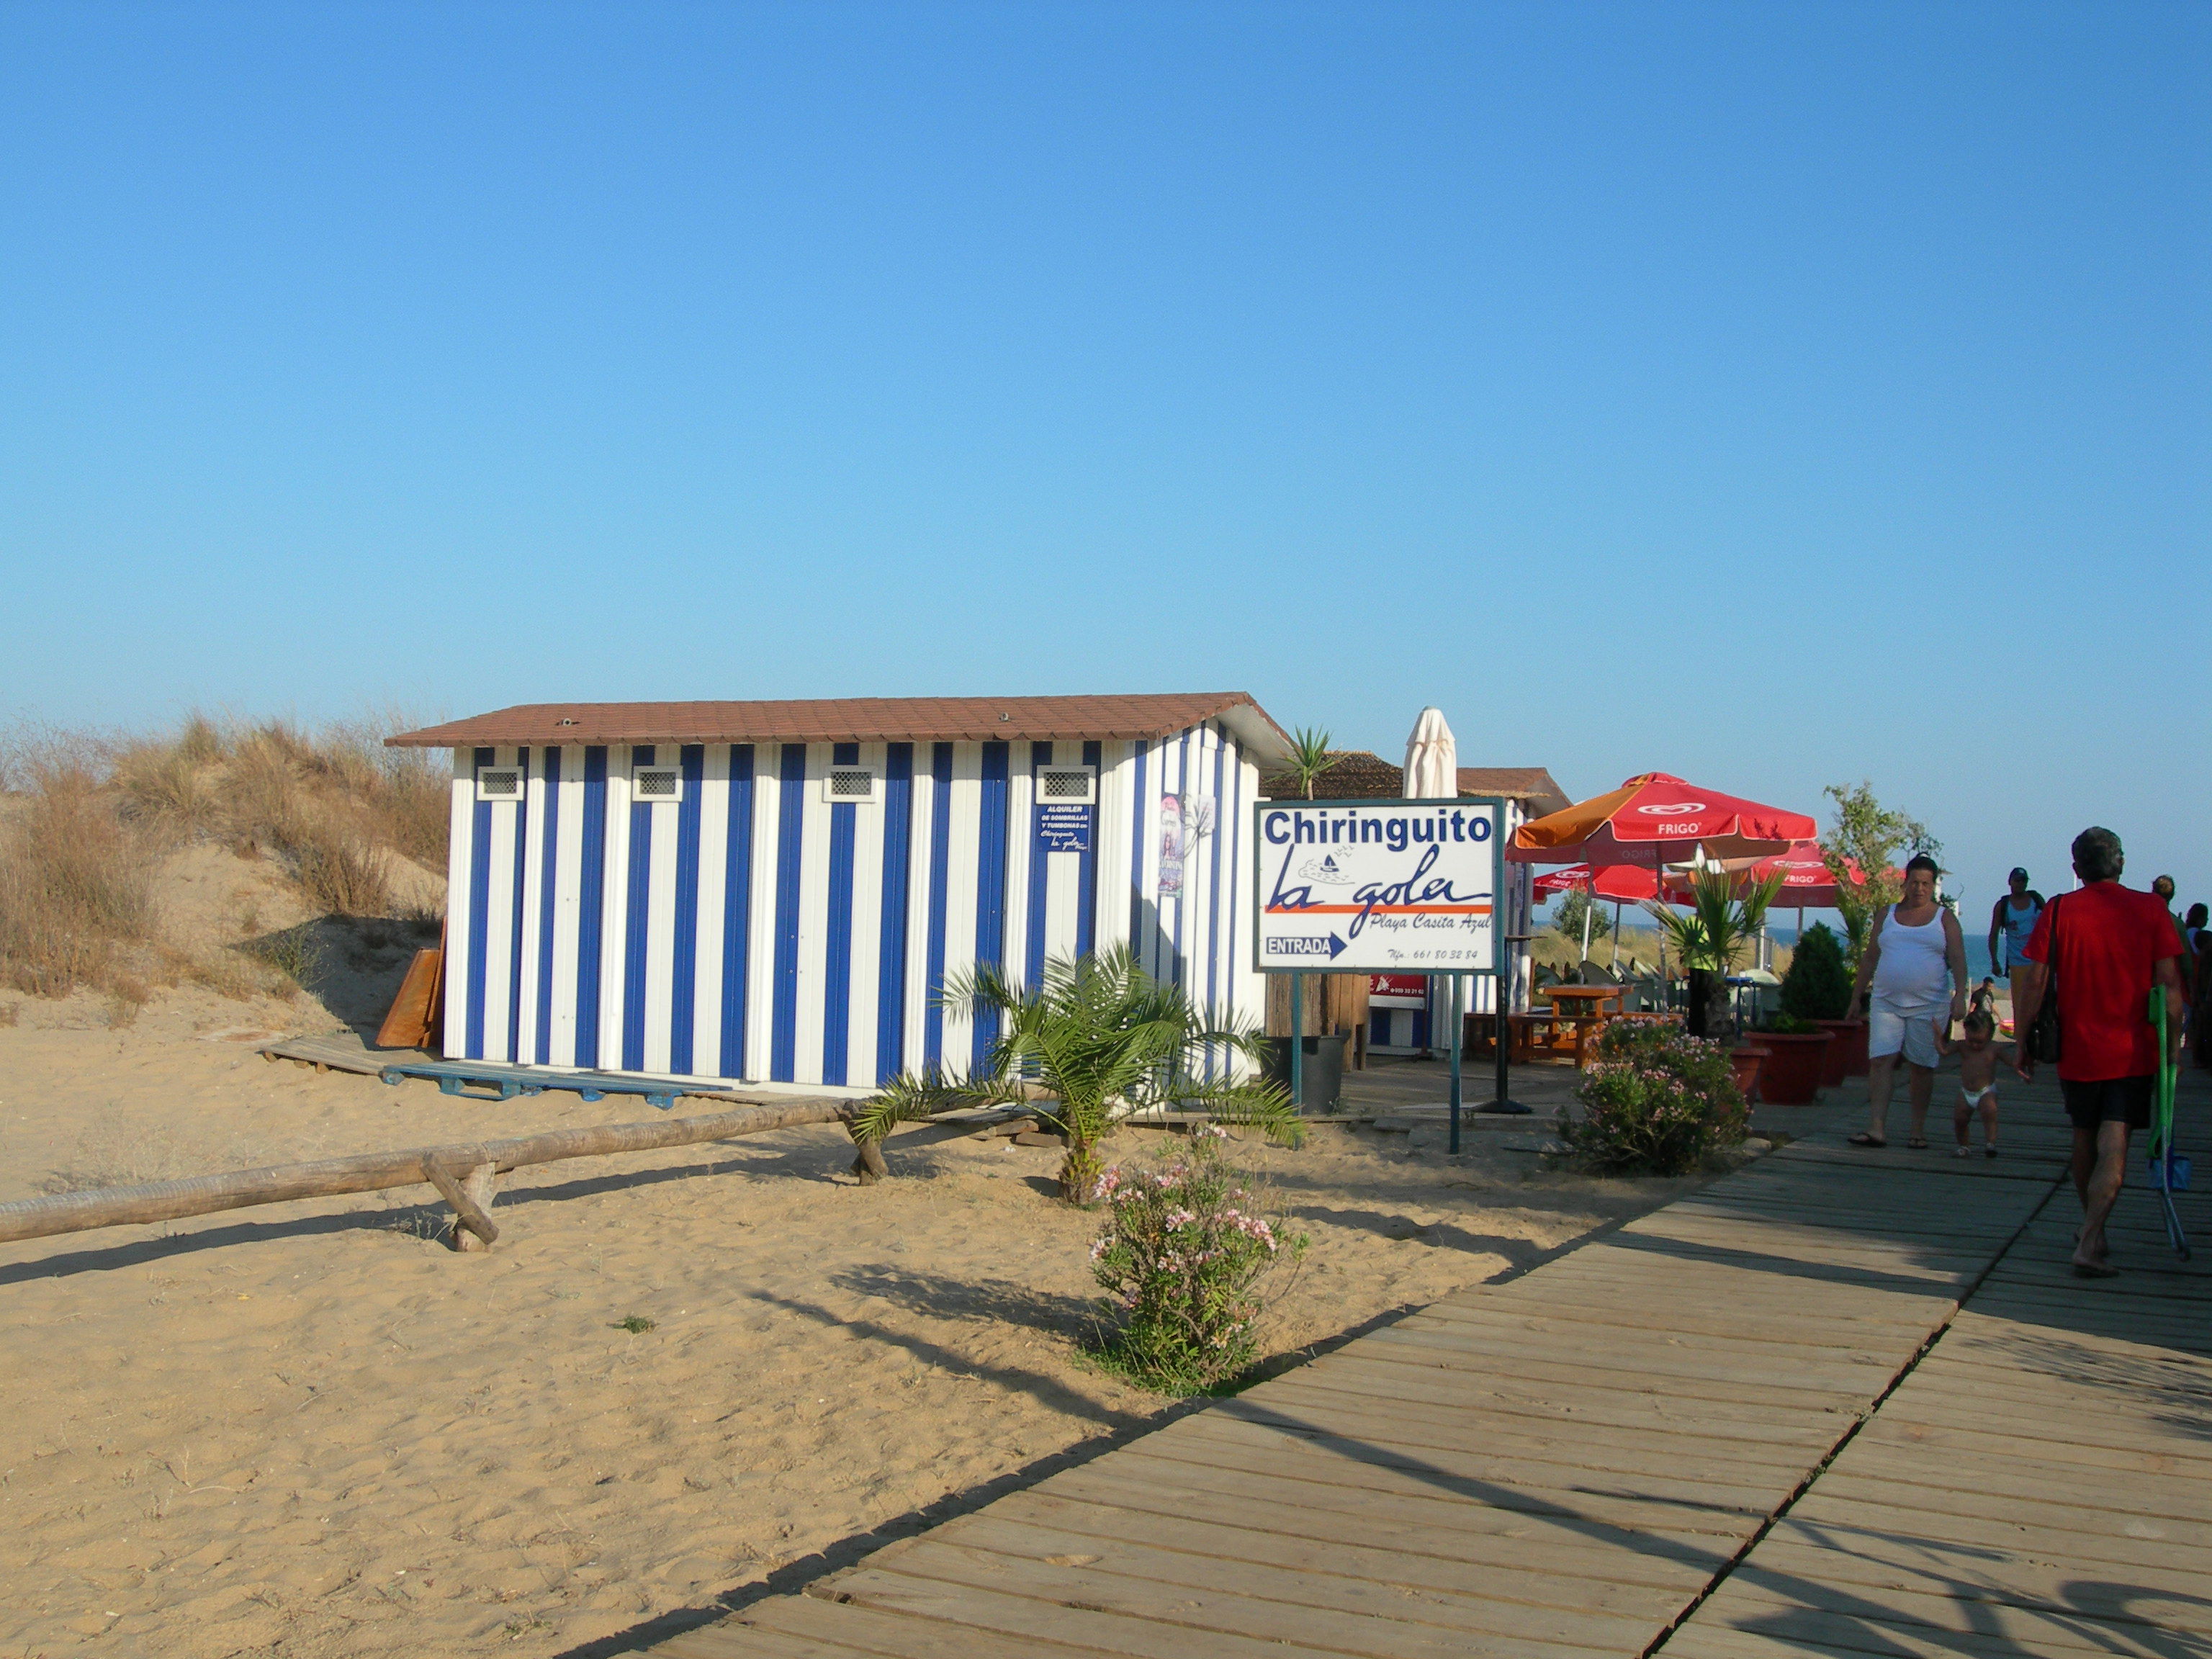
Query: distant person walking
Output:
[[1848, 855, 1969, 1149], [1987, 867, 2044, 1040], [2012, 827, 2187, 1277], [2153, 876, 2193, 1001], [2187, 902, 2212, 1070]]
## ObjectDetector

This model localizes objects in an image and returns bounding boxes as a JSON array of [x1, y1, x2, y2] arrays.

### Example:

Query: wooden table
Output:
[[1536, 986, 1625, 1066], [1540, 985, 1625, 1020]]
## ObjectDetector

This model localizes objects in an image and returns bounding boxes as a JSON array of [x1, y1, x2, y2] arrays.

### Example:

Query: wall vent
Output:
[[1035, 765, 1097, 805], [632, 766, 682, 803], [475, 767, 524, 801], [824, 768, 880, 804]]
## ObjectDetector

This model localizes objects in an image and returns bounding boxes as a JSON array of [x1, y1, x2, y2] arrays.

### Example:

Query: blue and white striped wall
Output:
[[441, 724, 1264, 1092]]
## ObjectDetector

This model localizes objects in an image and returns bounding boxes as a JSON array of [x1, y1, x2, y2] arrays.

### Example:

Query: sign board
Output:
[[1035, 803, 1092, 853], [1368, 974, 1431, 1009], [1252, 798, 1503, 975]]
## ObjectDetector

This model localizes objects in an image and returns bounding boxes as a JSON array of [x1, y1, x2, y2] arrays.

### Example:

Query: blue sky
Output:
[[4, 3, 2206, 912]]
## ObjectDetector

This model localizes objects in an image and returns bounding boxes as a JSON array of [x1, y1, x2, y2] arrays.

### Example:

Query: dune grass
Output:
[[0, 714, 448, 1000]]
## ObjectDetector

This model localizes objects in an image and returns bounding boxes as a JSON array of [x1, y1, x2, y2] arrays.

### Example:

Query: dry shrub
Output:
[[0, 1001, 19, 1028], [0, 760, 156, 998], [287, 818, 393, 915], [40, 1115, 197, 1194], [178, 946, 266, 1002], [115, 741, 220, 837], [176, 711, 225, 764], [104, 976, 150, 1028]]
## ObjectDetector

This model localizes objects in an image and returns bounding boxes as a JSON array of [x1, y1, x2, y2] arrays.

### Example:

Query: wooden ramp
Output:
[[649, 1076, 2206, 1659]]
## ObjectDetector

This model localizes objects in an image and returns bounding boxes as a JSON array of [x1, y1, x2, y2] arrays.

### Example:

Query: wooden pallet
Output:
[[372, 1058, 694, 1109]]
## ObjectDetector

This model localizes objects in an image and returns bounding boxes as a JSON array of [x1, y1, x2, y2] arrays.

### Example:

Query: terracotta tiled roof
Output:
[[1259, 752, 1570, 816], [387, 693, 1292, 760], [1457, 767, 1573, 817], [1259, 750, 1404, 799]]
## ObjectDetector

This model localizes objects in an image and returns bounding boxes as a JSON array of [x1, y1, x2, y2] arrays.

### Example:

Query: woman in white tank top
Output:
[[1845, 857, 1968, 1148]]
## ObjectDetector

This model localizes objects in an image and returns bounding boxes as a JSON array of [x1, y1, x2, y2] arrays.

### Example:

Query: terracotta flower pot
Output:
[[1812, 1019, 1869, 1082], [1729, 1046, 1768, 1102], [1750, 1031, 1834, 1105]]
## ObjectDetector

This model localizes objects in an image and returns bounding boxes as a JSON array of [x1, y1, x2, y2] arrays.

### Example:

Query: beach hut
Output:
[[387, 695, 1295, 1094]]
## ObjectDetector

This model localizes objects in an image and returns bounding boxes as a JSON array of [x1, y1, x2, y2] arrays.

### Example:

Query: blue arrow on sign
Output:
[[1328, 932, 1346, 959]]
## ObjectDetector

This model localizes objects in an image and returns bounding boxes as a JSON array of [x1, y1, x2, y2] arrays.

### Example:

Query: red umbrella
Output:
[[1516, 775, 1816, 981], [1662, 842, 1882, 909], [1509, 773, 1817, 866], [1534, 862, 1663, 901]]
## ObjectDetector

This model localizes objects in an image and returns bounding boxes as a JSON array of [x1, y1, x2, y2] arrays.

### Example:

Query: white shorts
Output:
[[1869, 999, 1942, 1068]]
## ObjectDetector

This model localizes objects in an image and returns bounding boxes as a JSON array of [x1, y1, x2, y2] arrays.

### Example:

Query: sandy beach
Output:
[[0, 981, 1726, 1658]]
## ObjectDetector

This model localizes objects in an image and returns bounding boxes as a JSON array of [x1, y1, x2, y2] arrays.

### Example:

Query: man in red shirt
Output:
[[2013, 827, 2187, 1277]]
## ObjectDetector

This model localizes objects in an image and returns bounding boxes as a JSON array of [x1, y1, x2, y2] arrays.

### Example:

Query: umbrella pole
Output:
[[1447, 973, 1462, 1153], [1579, 896, 1593, 964], [1610, 901, 1622, 968], [1290, 972, 1303, 1115], [1480, 958, 1528, 1114]]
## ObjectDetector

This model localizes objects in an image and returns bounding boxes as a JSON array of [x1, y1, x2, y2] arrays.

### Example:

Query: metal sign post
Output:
[[1253, 796, 1506, 1131], [1447, 973, 1463, 1151], [1482, 933, 1532, 1115]]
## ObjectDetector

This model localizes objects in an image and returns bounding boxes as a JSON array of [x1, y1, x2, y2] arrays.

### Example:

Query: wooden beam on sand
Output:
[[0, 1098, 855, 1247]]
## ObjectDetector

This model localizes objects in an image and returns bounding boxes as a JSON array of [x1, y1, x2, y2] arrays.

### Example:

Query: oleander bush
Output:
[[1087, 1129, 1306, 1392], [1558, 1022, 1748, 1176]]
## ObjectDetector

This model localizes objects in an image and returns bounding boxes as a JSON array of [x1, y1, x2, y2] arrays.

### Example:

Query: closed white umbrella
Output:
[[1403, 706, 1457, 799]]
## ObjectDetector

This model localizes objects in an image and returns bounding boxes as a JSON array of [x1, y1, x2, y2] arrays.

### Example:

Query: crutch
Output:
[[2149, 986, 2190, 1262]]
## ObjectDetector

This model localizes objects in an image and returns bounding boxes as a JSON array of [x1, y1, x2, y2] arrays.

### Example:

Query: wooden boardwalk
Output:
[[649, 1073, 2208, 1659]]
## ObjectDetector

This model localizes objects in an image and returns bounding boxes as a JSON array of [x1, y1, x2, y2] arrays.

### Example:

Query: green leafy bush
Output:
[[1089, 1130, 1305, 1391], [1558, 1023, 1748, 1176], [1779, 922, 1851, 1020], [1758, 1012, 1819, 1035]]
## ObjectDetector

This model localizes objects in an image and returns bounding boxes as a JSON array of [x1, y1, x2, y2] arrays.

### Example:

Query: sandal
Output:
[[1847, 1132, 1887, 1148], [1907, 1138, 1930, 1150], [1954, 1145, 1972, 1158]]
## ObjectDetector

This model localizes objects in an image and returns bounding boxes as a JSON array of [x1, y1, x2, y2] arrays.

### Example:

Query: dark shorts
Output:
[[2060, 1075, 2154, 1132]]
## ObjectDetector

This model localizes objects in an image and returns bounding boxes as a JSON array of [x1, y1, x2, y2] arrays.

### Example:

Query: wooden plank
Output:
[[1336, 1327, 1889, 1401], [817, 1566, 1373, 1659], [743, 1592, 1114, 1658], [920, 1514, 1680, 1647], [1699, 1574, 2189, 1654], [655, 1619, 870, 1658], [1105, 1435, 1769, 1539], [1039, 1453, 1740, 1579], [1144, 1415, 1794, 1521], [990, 1483, 1718, 1604], [1206, 1391, 1835, 1480], [1253, 1373, 1851, 1457], [374, 946, 444, 1049], [1780, 1491, 2212, 1576], [847, 1540, 1637, 1659], [1747, 1526, 2212, 1610]]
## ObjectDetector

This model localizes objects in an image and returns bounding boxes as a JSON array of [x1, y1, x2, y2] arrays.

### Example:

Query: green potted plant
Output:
[[1744, 1010, 1835, 1105], [1779, 920, 1860, 1084], [1646, 866, 1786, 1043]]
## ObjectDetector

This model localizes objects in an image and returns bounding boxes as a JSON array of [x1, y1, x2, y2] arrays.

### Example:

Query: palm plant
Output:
[[1645, 867, 1786, 1038], [851, 944, 1303, 1203], [1285, 727, 1334, 799]]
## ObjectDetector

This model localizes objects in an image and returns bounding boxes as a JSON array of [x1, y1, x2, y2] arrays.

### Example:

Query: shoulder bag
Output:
[[2027, 896, 2062, 1064]]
